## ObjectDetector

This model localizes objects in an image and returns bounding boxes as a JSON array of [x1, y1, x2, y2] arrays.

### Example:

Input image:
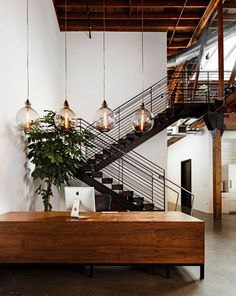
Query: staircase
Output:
[[76, 70, 231, 211], [77, 119, 166, 211]]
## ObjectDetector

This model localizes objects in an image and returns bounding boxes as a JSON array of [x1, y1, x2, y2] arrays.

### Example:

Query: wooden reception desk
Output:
[[0, 211, 205, 278]]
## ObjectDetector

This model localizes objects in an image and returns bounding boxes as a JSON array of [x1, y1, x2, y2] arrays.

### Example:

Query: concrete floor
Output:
[[0, 213, 236, 296]]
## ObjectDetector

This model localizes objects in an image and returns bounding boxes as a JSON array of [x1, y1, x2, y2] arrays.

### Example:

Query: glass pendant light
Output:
[[132, 102, 154, 133], [54, 99, 77, 130], [16, 99, 39, 132], [94, 100, 115, 132], [132, 0, 154, 133], [94, 0, 115, 132], [16, 0, 39, 132], [54, 0, 77, 131]]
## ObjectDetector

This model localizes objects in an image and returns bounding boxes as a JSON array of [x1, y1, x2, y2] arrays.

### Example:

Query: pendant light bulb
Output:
[[94, 0, 116, 132], [54, 0, 77, 131], [16, 0, 39, 132], [16, 99, 39, 132], [132, 102, 154, 133], [94, 100, 115, 132], [131, 0, 153, 133], [54, 99, 77, 130]]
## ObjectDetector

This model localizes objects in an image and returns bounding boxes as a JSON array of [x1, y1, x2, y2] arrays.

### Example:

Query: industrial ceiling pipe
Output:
[[167, 23, 236, 68]]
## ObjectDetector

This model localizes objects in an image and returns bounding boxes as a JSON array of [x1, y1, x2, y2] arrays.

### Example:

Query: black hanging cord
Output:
[[64, 0, 68, 101], [168, 0, 188, 47], [86, 1, 92, 39], [103, 0, 106, 101], [26, 0, 30, 100]]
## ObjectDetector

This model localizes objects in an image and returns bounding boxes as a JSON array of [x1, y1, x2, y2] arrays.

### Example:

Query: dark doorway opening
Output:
[[181, 159, 192, 214]]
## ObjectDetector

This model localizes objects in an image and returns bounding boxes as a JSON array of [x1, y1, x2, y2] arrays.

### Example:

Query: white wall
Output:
[[167, 128, 213, 213], [0, 0, 63, 213], [134, 130, 167, 171], [0, 3, 167, 213], [67, 31, 167, 171], [67, 32, 166, 122], [222, 131, 236, 191]]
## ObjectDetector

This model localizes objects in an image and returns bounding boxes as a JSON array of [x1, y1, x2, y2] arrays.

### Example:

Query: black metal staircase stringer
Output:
[[76, 171, 140, 211]]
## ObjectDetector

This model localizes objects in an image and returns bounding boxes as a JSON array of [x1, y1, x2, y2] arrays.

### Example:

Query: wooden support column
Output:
[[211, 0, 224, 220], [218, 0, 224, 99], [229, 58, 236, 85], [213, 129, 222, 220]]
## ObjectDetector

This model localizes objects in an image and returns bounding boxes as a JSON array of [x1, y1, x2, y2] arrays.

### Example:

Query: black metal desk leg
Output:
[[89, 265, 94, 278], [200, 264, 204, 280], [166, 265, 170, 279]]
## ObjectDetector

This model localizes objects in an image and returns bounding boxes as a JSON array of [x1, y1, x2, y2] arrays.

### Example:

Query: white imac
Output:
[[65, 187, 96, 219]]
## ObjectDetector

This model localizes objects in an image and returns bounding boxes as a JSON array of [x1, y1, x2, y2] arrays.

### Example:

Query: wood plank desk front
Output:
[[0, 211, 205, 278]]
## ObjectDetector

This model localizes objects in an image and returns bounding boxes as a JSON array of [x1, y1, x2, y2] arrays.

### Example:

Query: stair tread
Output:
[[81, 165, 93, 171], [118, 138, 130, 145], [95, 153, 104, 159], [112, 184, 123, 190], [103, 148, 111, 155], [143, 203, 155, 211], [92, 172, 103, 178], [87, 159, 96, 164], [122, 191, 134, 197], [132, 197, 144, 202], [102, 178, 113, 184]]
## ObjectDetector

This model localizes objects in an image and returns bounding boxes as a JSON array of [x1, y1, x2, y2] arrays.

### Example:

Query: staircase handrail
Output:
[[164, 176, 195, 215], [78, 118, 195, 211], [113, 76, 167, 112], [77, 69, 233, 211], [78, 118, 165, 176], [79, 119, 165, 209]]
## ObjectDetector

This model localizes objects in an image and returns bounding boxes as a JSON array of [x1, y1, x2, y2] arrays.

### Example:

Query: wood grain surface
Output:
[[0, 211, 204, 264]]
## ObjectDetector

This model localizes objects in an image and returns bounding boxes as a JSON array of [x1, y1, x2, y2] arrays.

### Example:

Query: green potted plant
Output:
[[25, 110, 91, 211]]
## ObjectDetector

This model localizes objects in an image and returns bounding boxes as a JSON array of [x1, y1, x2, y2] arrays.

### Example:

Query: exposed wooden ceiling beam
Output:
[[187, 0, 221, 46], [129, 0, 132, 19], [167, 136, 184, 146], [59, 20, 198, 31], [57, 12, 203, 20], [226, 90, 236, 108], [229, 58, 236, 85], [55, 0, 209, 9]]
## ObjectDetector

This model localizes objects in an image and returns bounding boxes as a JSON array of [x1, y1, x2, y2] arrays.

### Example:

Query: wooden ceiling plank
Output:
[[167, 32, 193, 39], [223, 13, 236, 21], [223, 1, 236, 9], [55, 0, 209, 9], [168, 41, 189, 48], [57, 12, 203, 20], [129, 0, 132, 18], [59, 19, 198, 31]]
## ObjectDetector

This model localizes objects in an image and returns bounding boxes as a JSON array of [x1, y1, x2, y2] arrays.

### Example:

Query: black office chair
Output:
[[95, 194, 112, 211]]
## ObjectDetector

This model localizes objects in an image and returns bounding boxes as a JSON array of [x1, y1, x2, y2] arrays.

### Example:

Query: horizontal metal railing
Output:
[[106, 70, 231, 141], [77, 70, 232, 211], [78, 119, 165, 210]]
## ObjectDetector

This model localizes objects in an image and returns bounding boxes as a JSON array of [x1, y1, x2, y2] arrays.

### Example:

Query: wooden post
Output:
[[213, 129, 222, 220], [218, 0, 224, 99], [229, 58, 236, 85]]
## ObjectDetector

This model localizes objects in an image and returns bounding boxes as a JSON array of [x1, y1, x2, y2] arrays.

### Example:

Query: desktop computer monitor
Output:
[[65, 187, 96, 218]]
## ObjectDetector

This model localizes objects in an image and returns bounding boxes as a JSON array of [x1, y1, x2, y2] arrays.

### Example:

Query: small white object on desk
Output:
[[102, 211, 119, 214], [78, 215, 90, 219]]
